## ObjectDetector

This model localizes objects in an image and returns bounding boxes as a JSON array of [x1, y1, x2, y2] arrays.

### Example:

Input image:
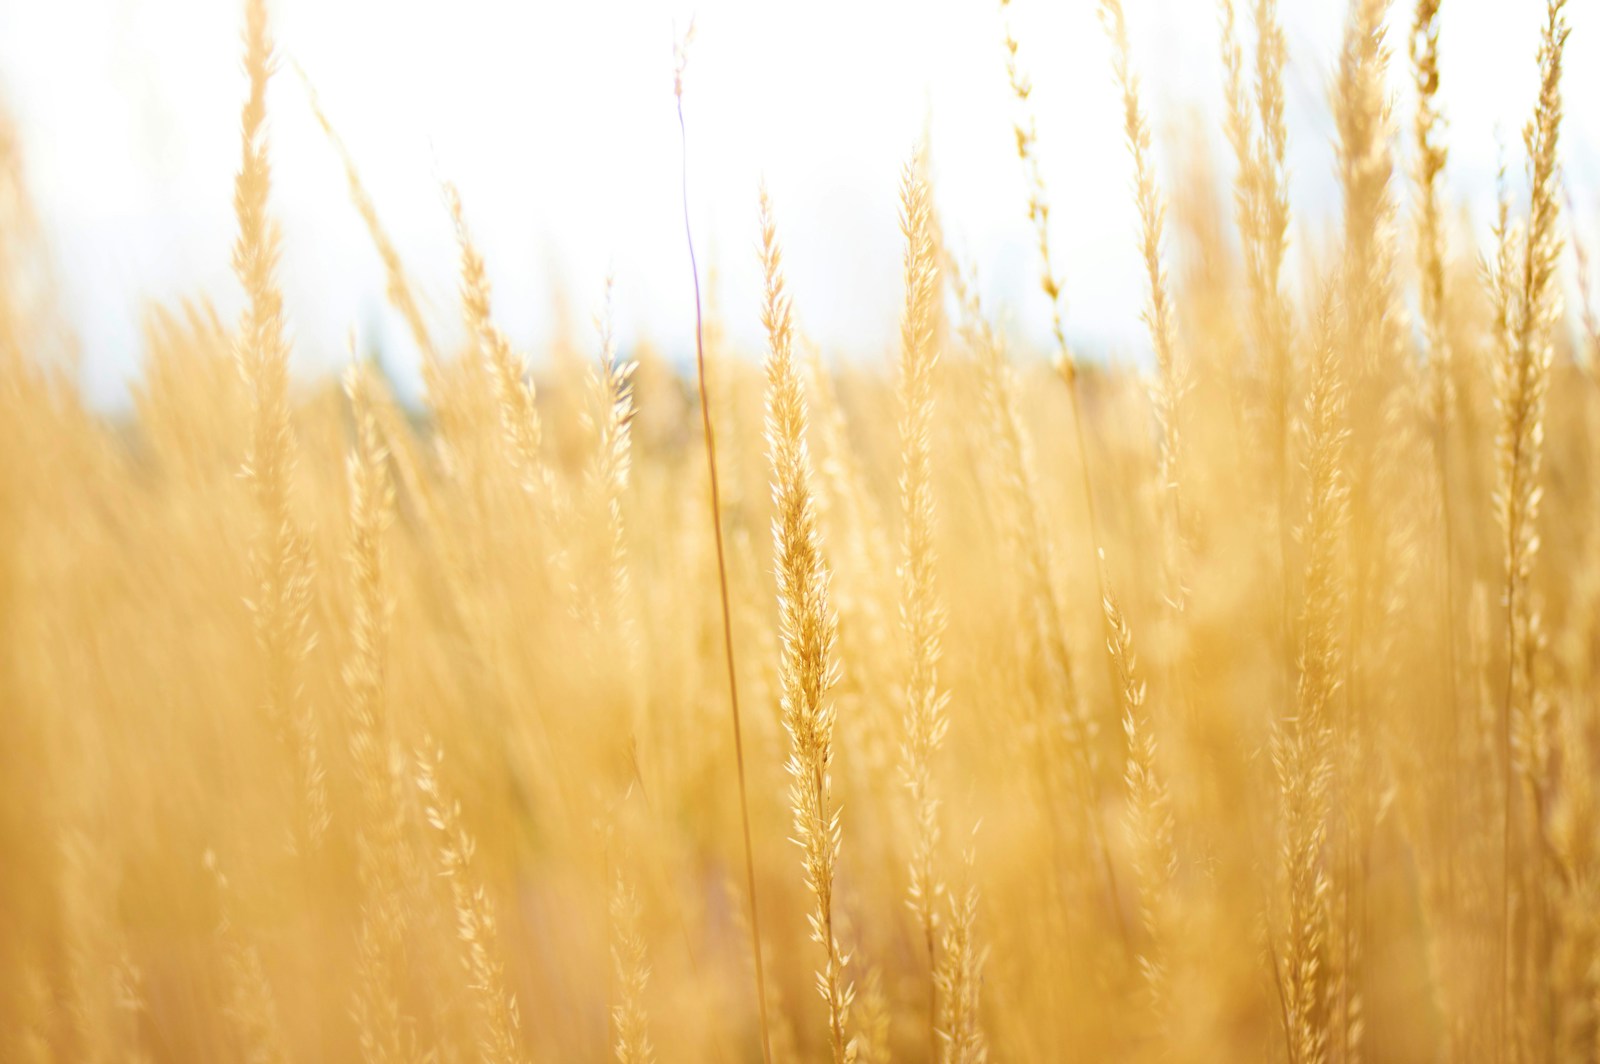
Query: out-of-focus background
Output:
[[0, 0, 1594, 407]]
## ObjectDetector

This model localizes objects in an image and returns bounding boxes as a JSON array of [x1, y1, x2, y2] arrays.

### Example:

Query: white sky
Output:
[[0, 0, 1595, 407]]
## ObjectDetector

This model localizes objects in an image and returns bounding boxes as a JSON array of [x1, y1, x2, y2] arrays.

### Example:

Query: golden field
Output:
[[0, 0, 1593, 1060]]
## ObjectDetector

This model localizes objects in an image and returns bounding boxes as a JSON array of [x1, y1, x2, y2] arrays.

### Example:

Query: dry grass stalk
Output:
[[760, 188, 853, 1063], [1218, 0, 1298, 719], [1275, 295, 1348, 1064], [1329, 6, 1406, 1056], [1406, 5, 1472, 1046], [955, 275, 1121, 946], [994, 20, 1150, 933], [581, 276, 639, 647], [1218, 0, 1292, 500], [935, 847, 989, 1064], [446, 183, 552, 502], [609, 866, 656, 1064], [675, 25, 774, 1064], [299, 73, 440, 370], [1100, 570, 1176, 1028], [1335, 0, 1400, 318], [1488, 1, 1568, 1052], [1098, 0, 1188, 608], [415, 742, 528, 1064], [1410, 0, 1451, 425], [995, 0, 1113, 559], [231, 0, 328, 853], [896, 157, 953, 1050], [997, 0, 1070, 375], [342, 359, 422, 1064]]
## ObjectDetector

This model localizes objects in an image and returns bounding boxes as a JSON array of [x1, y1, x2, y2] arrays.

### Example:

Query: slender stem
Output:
[[677, 90, 775, 1064]]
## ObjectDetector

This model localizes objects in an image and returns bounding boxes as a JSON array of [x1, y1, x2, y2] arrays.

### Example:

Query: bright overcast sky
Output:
[[0, 0, 1595, 406]]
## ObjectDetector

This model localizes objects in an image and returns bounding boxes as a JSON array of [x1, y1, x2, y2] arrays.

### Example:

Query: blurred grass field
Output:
[[0, 0, 1595, 1061]]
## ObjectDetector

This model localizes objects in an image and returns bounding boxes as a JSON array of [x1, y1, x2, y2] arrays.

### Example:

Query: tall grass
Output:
[[0, 0, 1594, 1060]]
